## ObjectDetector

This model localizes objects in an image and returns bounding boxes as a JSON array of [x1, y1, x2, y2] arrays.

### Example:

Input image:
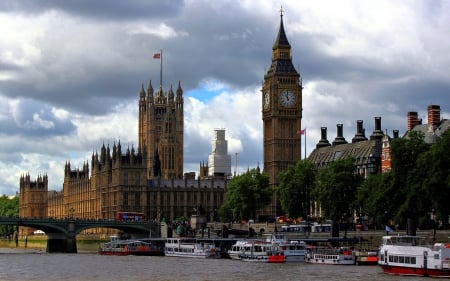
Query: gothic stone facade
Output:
[[19, 82, 226, 224]]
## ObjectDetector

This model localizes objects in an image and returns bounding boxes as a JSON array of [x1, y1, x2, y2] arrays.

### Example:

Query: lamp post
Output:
[[384, 210, 390, 235], [431, 208, 436, 242]]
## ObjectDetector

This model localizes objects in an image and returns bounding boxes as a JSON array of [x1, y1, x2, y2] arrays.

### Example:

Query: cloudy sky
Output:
[[1, 0, 449, 196]]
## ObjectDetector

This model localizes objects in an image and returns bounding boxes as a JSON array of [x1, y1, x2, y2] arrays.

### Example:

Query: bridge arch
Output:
[[0, 217, 160, 253]]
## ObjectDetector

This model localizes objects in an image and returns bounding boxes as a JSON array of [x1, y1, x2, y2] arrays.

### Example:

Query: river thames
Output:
[[0, 248, 426, 281]]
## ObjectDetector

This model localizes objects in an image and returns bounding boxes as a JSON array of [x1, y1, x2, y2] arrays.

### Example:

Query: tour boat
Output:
[[378, 235, 450, 277], [228, 240, 286, 263], [164, 238, 220, 258], [99, 235, 164, 256], [305, 246, 355, 265], [265, 233, 307, 262]]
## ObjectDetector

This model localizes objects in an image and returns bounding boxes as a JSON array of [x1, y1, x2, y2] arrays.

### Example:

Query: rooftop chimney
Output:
[[427, 104, 441, 129], [407, 111, 418, 131], [352, 120, 368, 143], [393, 130, 399, 139], [370, 117, 384, 141], [332, 124, 348, 146], [316, 127, 331, 148]]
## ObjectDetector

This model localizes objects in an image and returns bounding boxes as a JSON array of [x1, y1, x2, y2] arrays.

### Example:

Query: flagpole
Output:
[[160, 49, 163, 86]]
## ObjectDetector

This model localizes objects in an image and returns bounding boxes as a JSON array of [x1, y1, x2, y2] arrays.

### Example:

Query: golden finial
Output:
[[280, 5, 283, 17]]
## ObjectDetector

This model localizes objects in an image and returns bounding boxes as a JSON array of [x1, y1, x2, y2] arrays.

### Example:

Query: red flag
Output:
[[153, 53, 161, 59], [297, 129, 305, 135]]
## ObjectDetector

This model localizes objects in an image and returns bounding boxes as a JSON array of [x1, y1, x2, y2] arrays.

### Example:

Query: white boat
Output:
[[228, 239, 285, 263], [164, 238, 219, 258], [265, 233, 307, 262], [378, 235, 450, 277], [306, 246, 355, 265]]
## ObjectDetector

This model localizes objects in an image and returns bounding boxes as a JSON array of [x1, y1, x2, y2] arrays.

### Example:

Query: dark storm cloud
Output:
[[0, 0, 185, 20]]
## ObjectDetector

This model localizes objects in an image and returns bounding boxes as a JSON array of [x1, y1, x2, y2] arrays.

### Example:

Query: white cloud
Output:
[[127, 22, 188, 39]]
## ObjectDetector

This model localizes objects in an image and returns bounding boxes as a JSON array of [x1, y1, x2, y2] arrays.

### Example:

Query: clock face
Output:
[[280, 90, 296, 107], [263, 92, 270, 109]]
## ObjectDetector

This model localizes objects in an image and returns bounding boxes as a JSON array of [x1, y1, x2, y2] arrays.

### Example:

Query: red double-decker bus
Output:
[[116, 211, 145, 221]]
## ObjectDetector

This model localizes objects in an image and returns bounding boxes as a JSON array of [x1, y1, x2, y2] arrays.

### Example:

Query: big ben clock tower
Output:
[[263, 10, 302, 212]]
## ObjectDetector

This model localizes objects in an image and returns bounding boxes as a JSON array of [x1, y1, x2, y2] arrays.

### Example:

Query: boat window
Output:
[[399, 256, 404, 263], [405, 256, 410, 263], [393, 256, 398, 263], [411, 257, 416, 264], [434, 254, 440, 259]]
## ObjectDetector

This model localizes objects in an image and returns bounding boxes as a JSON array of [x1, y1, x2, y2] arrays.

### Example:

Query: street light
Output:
[[431, 208, 436, 242]]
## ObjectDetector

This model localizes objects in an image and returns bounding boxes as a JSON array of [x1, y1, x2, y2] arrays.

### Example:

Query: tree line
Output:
[[0, 195, 19, 237], [219, 130, 450, 230]]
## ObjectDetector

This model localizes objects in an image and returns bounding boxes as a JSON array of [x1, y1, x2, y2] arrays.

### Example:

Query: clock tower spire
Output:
[[262, 9, 303, 214]]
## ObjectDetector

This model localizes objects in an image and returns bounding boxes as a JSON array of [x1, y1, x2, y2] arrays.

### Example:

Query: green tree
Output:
[[219, 168, 271, 222], [357, 172, 396, 228], [390, 131, 430, 228], [0, 195, 19, 236], [277, 160, 315, 220], [415, 130, 450, 228], [314, 157, 362, 222]]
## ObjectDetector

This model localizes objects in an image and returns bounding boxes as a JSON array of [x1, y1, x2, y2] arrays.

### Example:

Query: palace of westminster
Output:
[[18, 12, 449, 226]]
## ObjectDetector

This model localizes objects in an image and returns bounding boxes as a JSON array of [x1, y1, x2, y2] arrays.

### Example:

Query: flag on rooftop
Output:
[[297, 129, 306, 135], [153, 53, 161, 59]]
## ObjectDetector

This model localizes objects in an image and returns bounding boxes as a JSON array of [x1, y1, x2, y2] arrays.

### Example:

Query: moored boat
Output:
[[378, 235, 450, 278], [99, 235, 164, 256], [305, 246, 355, 265], [265, 233, 307, 262], [228, 239, 286, 263], [164, 238, 220, 258]]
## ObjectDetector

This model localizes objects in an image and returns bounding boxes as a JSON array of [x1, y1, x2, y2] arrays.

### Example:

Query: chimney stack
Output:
[[407, 111, 419, 131], [332, 124, 348, 146], [427, 104, 441, 129], [393, 130, 399, 139], [370, 117, 383, 140], [352, 120, 368, 143], [316, 127, 331, 148]]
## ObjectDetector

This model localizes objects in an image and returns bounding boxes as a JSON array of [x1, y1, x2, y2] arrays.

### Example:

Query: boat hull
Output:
[[238, 254, 286, 263], [99, 250, 164, 256], [306, 257, 355, 265], [381, 265, 450, 278]]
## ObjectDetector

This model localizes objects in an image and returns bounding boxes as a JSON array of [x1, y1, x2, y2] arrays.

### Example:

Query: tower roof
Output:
[[265, 9, 299, 78], [272, 10, 291, 50]]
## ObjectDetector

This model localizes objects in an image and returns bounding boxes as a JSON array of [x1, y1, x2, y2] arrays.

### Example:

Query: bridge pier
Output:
[[46, 233, 77, 253]]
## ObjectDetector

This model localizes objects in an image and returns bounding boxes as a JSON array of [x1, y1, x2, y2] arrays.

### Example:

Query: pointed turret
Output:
[[272, 8, 291, 50], [176, 80, 183, 103], [147, 80, 154, 103], [140, 83, 146, 98], [265, 8, 298, 77], [168, 84, 174, 103]]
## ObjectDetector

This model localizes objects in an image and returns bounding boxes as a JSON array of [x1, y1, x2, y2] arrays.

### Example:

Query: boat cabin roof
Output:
[[382, 235, 425, 246]]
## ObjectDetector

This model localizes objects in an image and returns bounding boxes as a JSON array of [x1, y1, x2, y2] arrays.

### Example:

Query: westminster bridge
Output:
[[0, 217, 160, 253]]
